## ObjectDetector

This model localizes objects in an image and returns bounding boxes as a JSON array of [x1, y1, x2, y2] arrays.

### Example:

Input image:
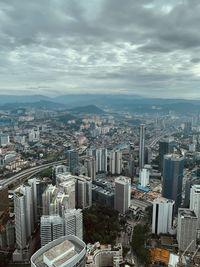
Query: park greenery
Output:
[[83, 205, 121, 245], [37, 167, 52, 178], [131, 224, 151, 266]]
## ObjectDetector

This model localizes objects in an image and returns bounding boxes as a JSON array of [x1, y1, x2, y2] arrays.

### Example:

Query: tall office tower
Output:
[[159, 137, 174, 172], [177, 209, 197, 252], [20, 184, 34, 237], [139, 168, 150, 187], [66, 149, 79, 174], [114, 176, 131, 214], [14, 191, 27, 249], [42, 178, 76, 216], [114, 150, 122, 175], [96, 148, 107, 173], [139, 124, 145, 170], [109, 150, 122, 175], [14, 181, 38, 252], [183, 178, 200, 208], [0, 186, 9, 212], [190, 184, 200, 228], [40, 215, 64, 247], [42, 185, 58, 215], [152, 197, 174, 235], [76, 176, 92, 209], [162, 154, 184, 213], [59, 179, 76, 209], [28, 178, 37, 227], [128, 155, 135, 178], [144, 147, 152, 165], [85, 157, 96, 180], [0, 134, 10, 147], [64, 209, 83, 240]]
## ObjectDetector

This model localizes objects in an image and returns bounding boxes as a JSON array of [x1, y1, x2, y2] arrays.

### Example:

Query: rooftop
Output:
[[179, 208, 197, 218], [154, 197, 174, 204], [31, 235, 86, 267], [115, 176, 130, 184], [44, 240, 75, 261], [164, 154, 184, 161]]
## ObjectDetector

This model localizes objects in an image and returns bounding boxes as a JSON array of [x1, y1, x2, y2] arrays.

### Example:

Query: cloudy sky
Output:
[[0, 0, 200, 98]]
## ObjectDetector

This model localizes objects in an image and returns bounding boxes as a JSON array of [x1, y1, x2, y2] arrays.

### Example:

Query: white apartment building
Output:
[[152, 197, 174, 235]]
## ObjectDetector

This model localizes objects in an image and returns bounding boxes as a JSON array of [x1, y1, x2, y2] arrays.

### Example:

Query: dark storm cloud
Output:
[[0, 0, 200, 98], [191, 58, 200, 64]]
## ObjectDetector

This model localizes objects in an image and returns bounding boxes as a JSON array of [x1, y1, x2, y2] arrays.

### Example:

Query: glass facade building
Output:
[[162, 154, 184, 213]]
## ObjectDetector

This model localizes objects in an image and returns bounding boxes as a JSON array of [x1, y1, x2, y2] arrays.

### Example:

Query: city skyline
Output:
[[0, 0, 200, 99]]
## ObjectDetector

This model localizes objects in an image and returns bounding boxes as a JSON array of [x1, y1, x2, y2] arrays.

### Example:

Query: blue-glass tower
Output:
[[162, 154, 184, 213]]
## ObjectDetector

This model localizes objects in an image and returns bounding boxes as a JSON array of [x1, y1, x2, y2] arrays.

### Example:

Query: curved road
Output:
[[0, 160, 67, 187]]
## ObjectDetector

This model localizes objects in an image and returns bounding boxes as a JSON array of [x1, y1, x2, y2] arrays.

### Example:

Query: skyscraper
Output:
[[42, 185, 58, 215], [190, 184, 200, 228], [159, 138, 174, 172], [114, 176, 131, 214], [28, 178, 37, 228], [139, 168, 150, 187], [84, 157, 96, 180], [96, 148, 107, 173], [109, 150, 122, 175], [14, 180, 38, 251], [66, 149, 79, 174], [162, 154, 184, 213], [14, 191, 27, 250], [152, 197, 174, 235], [40, 215, 64, 247], [128, 154, 135, 178], [76, 176, 92, 209], [177, 208, 197, 252], [64, 209, 83, 240], [139, 124, 145, 170]]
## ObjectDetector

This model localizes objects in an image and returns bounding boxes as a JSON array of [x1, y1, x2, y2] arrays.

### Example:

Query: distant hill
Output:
[[0, 94, 200, 114], [70, 105, 105, 114], [0, 100, 66, 110], [0, 94, 50, 105]]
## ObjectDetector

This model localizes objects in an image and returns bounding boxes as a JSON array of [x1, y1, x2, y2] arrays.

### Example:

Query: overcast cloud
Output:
[[0, 0, 200, 98]]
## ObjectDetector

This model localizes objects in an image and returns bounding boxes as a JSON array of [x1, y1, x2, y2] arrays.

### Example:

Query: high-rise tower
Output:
[[159, 138, 174, 172], [190, 184, 200, 228], [162, 154, 184, 213], [114, 176, 131, 214], [152, 197, 174, 235], [139, 124, 145, 170]]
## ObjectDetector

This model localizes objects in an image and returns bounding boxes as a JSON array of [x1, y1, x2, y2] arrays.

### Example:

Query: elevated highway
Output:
[[0, 160, 67, 188]]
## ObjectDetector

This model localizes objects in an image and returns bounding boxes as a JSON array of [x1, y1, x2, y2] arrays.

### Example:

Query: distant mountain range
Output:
[[70, 105, 105, 114], [0, 94, 199, 114]]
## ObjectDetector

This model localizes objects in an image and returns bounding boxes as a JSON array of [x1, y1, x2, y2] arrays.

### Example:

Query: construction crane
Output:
[[190, 245, 200, 267], [177, 240, 194, 267]]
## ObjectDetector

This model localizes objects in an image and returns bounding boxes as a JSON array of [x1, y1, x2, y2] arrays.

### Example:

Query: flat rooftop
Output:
[[179, 208, 197, 218], [154, 197, 174, 204], [32, 237, 85, 267], [44, 240, 74, 261]]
